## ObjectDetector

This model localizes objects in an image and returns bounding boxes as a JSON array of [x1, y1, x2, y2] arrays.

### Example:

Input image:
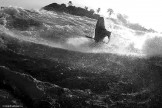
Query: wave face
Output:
[[0, 7, 42, 30], [0, 7, 162, 107], [1, 7, 162, 56]]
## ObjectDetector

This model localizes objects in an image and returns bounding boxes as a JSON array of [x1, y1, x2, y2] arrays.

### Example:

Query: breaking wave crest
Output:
[[0, 7, 42, 30], [1, 7, 162, 58], [143, 35, 162, 57]]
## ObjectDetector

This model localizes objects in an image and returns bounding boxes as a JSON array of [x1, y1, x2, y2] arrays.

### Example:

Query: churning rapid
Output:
[[0, 7, 162, 108], [0, 6, 162, 57]]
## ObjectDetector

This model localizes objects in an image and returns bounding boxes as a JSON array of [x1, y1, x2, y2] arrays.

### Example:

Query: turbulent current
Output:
[[0, 7, 162, 108]]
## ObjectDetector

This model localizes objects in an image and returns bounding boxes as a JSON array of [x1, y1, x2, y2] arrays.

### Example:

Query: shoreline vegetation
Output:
[[42, 2, 156, 33], [42, 3, 100, 20]]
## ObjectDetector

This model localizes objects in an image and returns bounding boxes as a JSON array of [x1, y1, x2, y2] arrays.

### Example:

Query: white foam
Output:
[[142, 35, 162, 57]]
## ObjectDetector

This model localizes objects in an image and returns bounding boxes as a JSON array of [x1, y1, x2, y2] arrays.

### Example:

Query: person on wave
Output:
[[94, 17, 111, 43]]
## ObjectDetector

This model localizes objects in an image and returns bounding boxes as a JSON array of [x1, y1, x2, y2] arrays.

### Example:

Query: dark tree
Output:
[[84, 6, 88, 11], [107, 8, 114, 17], [68, 1, 73, 6], [97, 8, 101, 13], [90, 9, 95, 14]]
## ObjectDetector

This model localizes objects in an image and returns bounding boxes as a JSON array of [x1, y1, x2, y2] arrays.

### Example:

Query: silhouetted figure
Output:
[[94, 17, 111, 43]]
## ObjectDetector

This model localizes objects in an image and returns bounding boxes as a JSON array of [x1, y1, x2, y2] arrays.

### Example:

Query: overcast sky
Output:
[[0, 0, 162, 32]]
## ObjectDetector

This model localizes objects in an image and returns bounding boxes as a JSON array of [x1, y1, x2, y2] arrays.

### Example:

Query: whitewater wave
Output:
[[143, 35, 162, 57], [0, 7, 42, 31], [1, 7, 162, 58]]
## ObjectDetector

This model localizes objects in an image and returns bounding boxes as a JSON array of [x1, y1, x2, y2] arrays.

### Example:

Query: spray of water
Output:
[[1, 7, 162, 58], [142, 35, 162, 57]]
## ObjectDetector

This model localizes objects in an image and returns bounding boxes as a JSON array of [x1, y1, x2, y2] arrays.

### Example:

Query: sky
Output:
[[0, 0, 162, 32]]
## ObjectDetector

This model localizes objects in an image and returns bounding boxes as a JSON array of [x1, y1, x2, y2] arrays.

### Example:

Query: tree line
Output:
[[42, 1, 101, 19], [42, 1, 155, 32], [42, 1, 114, 20]]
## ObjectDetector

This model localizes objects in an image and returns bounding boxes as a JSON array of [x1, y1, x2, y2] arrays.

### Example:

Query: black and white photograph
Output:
[[0, 0, 162, 107]]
